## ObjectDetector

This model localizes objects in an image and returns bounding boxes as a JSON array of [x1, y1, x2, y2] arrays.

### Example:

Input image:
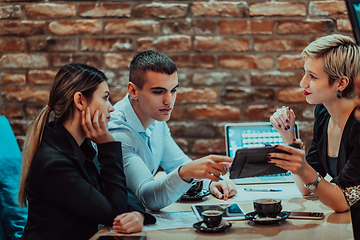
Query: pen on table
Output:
[[244, 188, 282, 192]]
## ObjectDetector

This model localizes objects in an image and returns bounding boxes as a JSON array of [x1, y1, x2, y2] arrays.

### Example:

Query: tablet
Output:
[[191, 203, 245, 221], [346, 0, 360, 43]]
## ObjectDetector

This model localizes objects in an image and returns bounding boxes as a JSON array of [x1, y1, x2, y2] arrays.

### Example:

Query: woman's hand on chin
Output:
[[82, 107, 115, 144]]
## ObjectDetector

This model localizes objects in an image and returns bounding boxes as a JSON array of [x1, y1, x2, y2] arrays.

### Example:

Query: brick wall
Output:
[[0, 0, 353, 158]]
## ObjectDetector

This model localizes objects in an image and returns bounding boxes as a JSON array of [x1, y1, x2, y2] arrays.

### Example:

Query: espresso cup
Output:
[[253, 198, 282, 218], [202, 210, 223, 228], [186, 179, 203, 196]]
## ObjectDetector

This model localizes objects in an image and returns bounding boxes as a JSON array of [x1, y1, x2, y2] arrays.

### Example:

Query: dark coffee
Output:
[[202, 210, 223, 228], [254, 198, 282, 218], [186, 180, 203, 196]]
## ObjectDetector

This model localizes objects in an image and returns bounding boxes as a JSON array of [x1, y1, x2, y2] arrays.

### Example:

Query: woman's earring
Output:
[[337, 90, 342, 99]]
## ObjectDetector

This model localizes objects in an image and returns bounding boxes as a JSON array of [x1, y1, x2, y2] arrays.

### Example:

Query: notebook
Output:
[[225, 122, 300, 184], [346, 0, 360, 44]]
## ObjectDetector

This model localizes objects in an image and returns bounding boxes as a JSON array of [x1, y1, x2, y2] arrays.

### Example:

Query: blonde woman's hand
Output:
[[270, 106, 296, 143], [112, 211, 144, 234], [210, 179, 237, 200], [82, 107, 115, 144]]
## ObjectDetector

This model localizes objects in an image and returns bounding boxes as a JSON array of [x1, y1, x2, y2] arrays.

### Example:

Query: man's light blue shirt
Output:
[[108, 94, 193, 211]]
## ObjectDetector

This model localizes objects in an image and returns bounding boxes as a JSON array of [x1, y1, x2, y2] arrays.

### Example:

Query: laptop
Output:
[[346, 0, 360, 44], [225, 122, 300, 184]]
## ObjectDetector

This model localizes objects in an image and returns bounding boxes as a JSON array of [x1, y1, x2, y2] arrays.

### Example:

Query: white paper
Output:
[[142, 211, 198, 231], [234, 183, 303, 202]]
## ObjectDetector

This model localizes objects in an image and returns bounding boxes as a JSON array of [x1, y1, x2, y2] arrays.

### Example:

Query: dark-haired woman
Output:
[[19, 63, 154, 240]]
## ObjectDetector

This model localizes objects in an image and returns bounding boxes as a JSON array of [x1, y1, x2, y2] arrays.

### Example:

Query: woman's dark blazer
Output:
[[306, 104, 360, 188], [21, 122, 154, 240]]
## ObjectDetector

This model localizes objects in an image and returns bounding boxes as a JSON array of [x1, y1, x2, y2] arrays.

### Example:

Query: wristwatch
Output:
[[304, 172, 322, 192]]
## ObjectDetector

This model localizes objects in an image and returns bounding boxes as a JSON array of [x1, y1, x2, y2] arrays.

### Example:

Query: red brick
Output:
[[49, 20, 101, 35], [251, 71, 303, 86], [0, 21, 45, 36], [137, 35, 191, 52], [337, 17, 352, 32], [2, 102, 23, 118], [309, 1, 347, 16], [134, 3, 187, 19], [244, 104, 278, 121], [254, 37, 309, 52], [108, 88, 128, 104], [50, 53, 102, 69], [220, 20, 273, 35], [25, 3, 75, 19], [0, 5, 21, 19], [81, 37, 133, 52], [79, 3, 131, 18], [168, 106, 185, 121], [277, 19, 334, 34], [191, 2, 248, 17], [2, 86, 49, 102], [104, 53, 134, 69], [219, 55, 273, 69], [173, 138, 189, 153], [0, 38, 24, 52], [194, 36, 249, 52], [278, 88, 306, 102], [24, 104, 46, 118], [170, 54, 215, 68], [104, 70, 129, 88], [176, 88, 217, 103], [27, 37, 77, 52], [28, 70, 57, 85], [1, 72, 25, 85], [250, 2, 306, 16], [278, 54, 304, 70], [0, 54, 49, 68], [192, 139, 225, 154], [222, 86, 275, 104], [168, 122, 216, 138], [105, 20, 160, 35], [162, 19, 216, 35], [302, 105, 316, 119], [193, 72, 245, 86], [188, 104, 240, 120], [8, 120, 28, 136]]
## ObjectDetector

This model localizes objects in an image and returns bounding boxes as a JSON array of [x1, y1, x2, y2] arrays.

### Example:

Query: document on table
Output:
[[234, 183, 303, 202], [142, 211, 198, 231]]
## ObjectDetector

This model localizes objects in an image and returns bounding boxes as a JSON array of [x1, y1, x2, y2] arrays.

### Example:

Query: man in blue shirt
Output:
[[108, 50, 237, 211]]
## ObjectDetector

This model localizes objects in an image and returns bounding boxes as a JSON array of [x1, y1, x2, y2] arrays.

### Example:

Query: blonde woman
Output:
[[269, 34, 360, 214], [19, 63, 154, 240]]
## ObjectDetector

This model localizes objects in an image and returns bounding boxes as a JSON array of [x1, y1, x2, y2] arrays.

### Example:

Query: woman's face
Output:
[[300, 57, 339, 105], [86, 81, 114, 123]]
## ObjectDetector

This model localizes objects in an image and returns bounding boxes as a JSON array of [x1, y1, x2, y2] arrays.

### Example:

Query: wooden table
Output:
[[90, 182, 353, 240]]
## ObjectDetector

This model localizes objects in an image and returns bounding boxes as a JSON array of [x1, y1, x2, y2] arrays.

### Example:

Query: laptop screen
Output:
[[346, 0, 360, 44], [225, 122, 300, 158], [225, 122, 299, 184]]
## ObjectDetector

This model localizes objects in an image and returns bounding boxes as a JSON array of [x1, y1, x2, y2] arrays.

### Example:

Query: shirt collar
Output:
[[123, 94, 155, 137]]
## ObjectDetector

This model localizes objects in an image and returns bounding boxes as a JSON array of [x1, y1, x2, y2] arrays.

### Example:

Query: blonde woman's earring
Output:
[[337, 90, 342, 99]]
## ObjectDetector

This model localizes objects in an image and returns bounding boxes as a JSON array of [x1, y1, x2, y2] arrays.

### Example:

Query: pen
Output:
[[244, 188, 282, 192]]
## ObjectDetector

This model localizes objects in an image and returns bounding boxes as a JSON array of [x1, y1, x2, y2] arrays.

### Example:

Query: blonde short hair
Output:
[[301, 34, 360, 98]]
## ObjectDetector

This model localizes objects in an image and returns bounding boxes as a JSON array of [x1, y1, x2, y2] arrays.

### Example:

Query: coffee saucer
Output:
[[245, 211, 288, 225], [193, 219, 232, 233], [178, 190, 211, 201]]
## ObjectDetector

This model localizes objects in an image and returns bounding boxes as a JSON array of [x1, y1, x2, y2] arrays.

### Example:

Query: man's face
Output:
[[133, 71, 178, 125], [354, 77, 360, 119]]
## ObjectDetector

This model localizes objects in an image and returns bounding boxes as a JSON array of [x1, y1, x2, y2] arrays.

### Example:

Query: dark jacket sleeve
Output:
[[40, 141, 127, 226], [306, 104, 328, 177]]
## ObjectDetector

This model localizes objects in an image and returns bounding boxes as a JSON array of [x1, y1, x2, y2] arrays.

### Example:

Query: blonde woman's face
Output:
[[300, 57, 339, 105]]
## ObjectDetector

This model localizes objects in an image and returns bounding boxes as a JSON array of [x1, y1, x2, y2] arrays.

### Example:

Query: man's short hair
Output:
[[301, 34, 360, 98], [129, 50, 177, 89]]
